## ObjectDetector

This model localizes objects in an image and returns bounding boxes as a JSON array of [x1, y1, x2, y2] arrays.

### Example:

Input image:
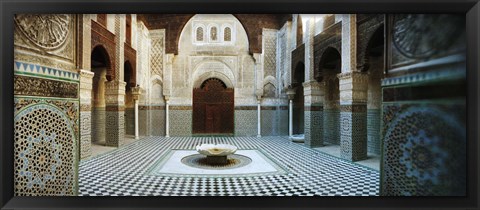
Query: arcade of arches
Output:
[[13, 14, 466, 196]]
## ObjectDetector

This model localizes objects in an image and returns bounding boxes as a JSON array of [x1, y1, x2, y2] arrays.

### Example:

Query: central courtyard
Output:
[[79, 136, 379, 196]]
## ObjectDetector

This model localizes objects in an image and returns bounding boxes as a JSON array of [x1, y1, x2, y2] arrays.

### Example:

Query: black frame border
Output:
[[1, 0, 479, 209]]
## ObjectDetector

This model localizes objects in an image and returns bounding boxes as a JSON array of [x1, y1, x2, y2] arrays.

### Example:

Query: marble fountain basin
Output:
[[289, 134, 305, 143], [196, 144, 238, 165]]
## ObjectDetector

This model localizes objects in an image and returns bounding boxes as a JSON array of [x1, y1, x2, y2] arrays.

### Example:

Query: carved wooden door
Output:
[[193, 78, 234, 134], [205, 104, 221, 133]]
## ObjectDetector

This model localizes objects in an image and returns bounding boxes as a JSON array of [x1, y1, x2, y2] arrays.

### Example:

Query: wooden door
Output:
[[193, 78, 234, 134], [205, 104, 221, 133]]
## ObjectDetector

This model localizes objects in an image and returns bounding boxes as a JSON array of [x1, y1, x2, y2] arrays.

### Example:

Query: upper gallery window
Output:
[[210, 26, 218, 41], [196, 27, 204, 42], [223, 27, 231, 42], [193, 21, 235, 45]]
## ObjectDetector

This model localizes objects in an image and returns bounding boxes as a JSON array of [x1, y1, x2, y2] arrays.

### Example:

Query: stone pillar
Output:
[[304, 17, 315, 81], [285, 21, 293, 86], [301, 17, 324, 147], [291, 15, 298, 49], [105, 80, 126, 147], [81, 15, 93, 69], [131, 86, 141, 140], [79, 70, 94, 159], [341, 14, 357, 74], [114, 15, 125, 81], [303, 80, 325, 147], [286, 87, 296, 137], [337, 14, 369, 161], [165, 97, 170, 137], [338, 72, 368, 161]]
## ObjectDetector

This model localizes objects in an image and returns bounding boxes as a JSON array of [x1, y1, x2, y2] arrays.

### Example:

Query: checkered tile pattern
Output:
[[79, 136, 379, 196]]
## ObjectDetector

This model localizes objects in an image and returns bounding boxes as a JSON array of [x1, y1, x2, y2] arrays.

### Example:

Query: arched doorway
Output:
[[192, 78, 234, 134], [292, 62, 305, 135], [363, 25, 385, 155], [91, 45, 111, 146], [319, 47, 341, 145], [124, 61, 134, 136]]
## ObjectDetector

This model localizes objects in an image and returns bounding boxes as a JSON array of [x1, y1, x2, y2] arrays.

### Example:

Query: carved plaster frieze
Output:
[[338, 72, 368, 104], [79, 70, 94, 90], [304, 95, 323, 105], [15, 14, 71, 50], [302, 80, 325, 96]]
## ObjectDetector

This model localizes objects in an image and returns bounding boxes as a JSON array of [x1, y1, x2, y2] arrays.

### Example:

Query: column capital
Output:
[[252, 53, 262, 64], [131, 86, 141, 100], [255, 90, 263, 100], [286, 86, 296, 100], [165, 53, 174, 64]]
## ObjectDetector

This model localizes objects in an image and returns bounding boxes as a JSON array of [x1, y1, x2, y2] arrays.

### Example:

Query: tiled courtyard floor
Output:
[[79, 136, 380, 196]]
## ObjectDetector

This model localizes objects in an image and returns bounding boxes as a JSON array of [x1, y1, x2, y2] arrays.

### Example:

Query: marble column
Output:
[[79, 70, 94, 159], [163, 53, 173, 138], [303, 80, 325, 147], [338, 72, 368, 161], [131, 87, 141, 140], [289, 100, 293, 136], [257, 99, 261, 138], [165, 97, 170, 138], [286, 87, 296, 137], [253, 52, 263, 138], [105, 80, 126, 147]]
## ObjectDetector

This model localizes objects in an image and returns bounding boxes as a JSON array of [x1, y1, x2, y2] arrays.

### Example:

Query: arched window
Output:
[[210, 26, 218, 41], [224, 27, 231, 41], [196, 27, 204, 42]]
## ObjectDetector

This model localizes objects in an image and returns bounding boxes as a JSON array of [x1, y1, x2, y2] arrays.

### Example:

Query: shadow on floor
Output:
[[90, 135, 139, 157], [307, 143, 381, 171]]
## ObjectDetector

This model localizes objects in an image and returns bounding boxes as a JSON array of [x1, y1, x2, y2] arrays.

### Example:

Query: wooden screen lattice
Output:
[[193, 78, 234, 134]]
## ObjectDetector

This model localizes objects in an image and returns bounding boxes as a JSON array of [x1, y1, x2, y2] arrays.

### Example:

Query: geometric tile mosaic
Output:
[[324, 110, 340, 145], [367, 109, 381, 155], [14, 102, 77, 195], [234, 110, 257, 136], [381, 104, 466, 196], [79, 136, 379, 196], [14, 61, 80, 81], [340, 110, 368, 161], [261, 109, 288, 136], [170, 110, 192, 136], [304, 110, 323, 147]]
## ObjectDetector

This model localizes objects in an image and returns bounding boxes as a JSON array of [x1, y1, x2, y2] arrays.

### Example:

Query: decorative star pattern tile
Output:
[[79, 136, 379, 196]]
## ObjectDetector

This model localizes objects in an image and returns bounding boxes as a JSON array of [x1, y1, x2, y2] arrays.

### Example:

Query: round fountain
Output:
[[289, 134, 305, 143], [196, 144, 237, 165]]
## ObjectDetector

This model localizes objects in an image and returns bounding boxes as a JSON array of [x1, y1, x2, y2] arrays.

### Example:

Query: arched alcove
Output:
[[90, 45, 111, 146], [363, 25, 385, 155], [293, 62, 305, 135], [319, 47, 341, 145], [124, 60, 135, 136]]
